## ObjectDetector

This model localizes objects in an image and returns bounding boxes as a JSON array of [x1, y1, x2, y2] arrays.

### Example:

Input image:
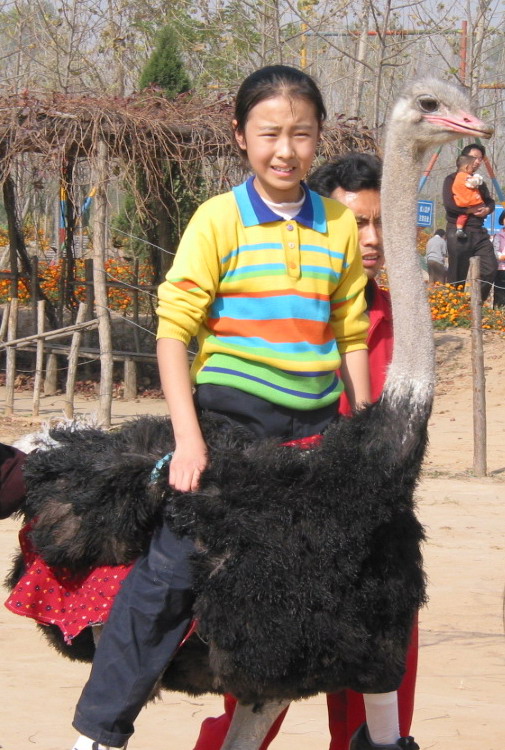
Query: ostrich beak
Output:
[[422, 111, 493, 139]]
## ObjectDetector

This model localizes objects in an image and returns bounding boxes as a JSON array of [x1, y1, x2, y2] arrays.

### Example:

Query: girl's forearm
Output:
[[157, 338, 202, 441], [156, 338, 208, 492], [340, 349, 371, 411]]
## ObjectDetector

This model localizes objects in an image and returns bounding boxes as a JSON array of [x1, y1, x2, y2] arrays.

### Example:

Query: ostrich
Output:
[[6, 78, 491, 750]]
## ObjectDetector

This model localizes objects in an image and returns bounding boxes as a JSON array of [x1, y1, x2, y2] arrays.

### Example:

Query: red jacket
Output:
[[339, 279, 393, 417]]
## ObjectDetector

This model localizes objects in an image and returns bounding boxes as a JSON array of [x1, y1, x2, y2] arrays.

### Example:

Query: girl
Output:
[[71, 65, 375, 750]]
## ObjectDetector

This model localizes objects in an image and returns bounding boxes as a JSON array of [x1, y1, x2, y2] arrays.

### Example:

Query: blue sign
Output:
[[483, 203, 505, 235], [417, 200, 433, 227]]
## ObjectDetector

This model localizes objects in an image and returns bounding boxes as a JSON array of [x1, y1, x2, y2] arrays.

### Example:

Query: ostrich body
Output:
[[6, 79, 491, 750]]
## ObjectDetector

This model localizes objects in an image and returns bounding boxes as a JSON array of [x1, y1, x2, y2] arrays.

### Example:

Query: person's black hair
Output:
[[434, 228, 446, 238], [461, 143, 486, 158], [307, 152, 382, 197], [234, 65, 327, 134], [498, 210, 505, 226]]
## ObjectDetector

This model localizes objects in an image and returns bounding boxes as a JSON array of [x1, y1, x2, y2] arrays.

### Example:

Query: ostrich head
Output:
[[388, 77, 493, 153]]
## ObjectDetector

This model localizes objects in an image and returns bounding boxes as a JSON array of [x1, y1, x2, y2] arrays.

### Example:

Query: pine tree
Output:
[[114, 25, 201, 287], [138, 26, 190, 98]]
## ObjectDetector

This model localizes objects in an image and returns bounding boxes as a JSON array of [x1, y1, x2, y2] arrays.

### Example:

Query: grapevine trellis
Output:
[[0, 87, 377, 424]]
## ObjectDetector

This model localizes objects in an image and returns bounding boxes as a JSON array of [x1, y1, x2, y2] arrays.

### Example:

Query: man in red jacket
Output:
[[192, 153, 417, 750], [315, 154, 393, 417]]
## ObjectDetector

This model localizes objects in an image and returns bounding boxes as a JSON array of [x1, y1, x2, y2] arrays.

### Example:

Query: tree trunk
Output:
[[352, 1, 370, 118], [2, 174, 59, 329], [92, 138, 113, 427]]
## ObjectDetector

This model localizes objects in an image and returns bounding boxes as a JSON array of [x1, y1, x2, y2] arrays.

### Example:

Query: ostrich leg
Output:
[[220, 700, 291, 750]]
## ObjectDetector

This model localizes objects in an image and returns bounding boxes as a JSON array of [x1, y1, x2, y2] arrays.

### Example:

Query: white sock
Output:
[[71, 735, 111, 750], [363, 692, 400, 746]]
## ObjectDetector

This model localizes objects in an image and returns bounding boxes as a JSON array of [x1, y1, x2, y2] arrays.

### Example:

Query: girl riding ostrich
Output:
[[5, 69, 492, 750]]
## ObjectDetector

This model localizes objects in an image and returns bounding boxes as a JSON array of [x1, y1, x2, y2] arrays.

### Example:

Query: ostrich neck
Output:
[[381, 127, 435, 408]]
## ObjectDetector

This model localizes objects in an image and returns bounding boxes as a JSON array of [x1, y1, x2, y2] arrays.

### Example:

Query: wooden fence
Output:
[[0, 299, 157, 426]]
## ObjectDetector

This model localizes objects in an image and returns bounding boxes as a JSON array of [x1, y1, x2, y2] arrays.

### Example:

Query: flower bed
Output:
[[0, 259, 153, 313], [2, 263, 505, 333], [428, 283, 505, 332]]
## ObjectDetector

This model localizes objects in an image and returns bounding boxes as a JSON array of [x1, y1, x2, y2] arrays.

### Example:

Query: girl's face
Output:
[[234, 94, 320, 204]]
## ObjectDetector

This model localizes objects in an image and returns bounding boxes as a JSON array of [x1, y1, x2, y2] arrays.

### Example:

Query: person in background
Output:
[[0, 443, 27, 520], [425, 228, 447, 284], [442, 143, 497, 301], [492, 209, 505, 308], [451, 155, 485, 240], [192, 153, 419, 750]]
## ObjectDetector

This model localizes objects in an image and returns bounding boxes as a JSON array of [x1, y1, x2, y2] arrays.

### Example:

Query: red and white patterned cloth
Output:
[[5, 523, 134, 643]]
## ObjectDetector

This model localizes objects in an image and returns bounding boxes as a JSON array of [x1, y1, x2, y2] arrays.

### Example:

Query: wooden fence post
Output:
[[44, 353, 58, 396], [4, 298, 18, 415], [64, 302, 87, 419], [31, 255, 39, 373], [132, 258, 141, 353], [31, 256, 39, 330], [82, 257, 95, 379], [92, 138, 113, 427], [57, 256, 66, 327], [84, 258, 94, 320], [0, 301, 10, 342], [123, 357, 137, 400], [469, 256, 487, 477], [32, 300, 46, 417]]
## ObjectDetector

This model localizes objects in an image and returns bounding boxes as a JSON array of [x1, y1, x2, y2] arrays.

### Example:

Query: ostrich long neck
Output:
[[381, 124, 435, 414]]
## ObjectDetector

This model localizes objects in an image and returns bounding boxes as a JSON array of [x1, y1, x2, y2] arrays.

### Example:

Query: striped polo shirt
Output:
[[156, 177, 368, 410]]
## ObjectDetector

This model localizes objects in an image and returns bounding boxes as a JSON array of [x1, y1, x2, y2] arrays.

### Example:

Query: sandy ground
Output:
[[0, 328, 504, 750]]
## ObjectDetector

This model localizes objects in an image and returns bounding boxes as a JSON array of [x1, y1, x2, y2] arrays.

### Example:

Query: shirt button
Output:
[[289, 261, 297, 269], [288, 242, 295, 248], [286, 223, 294, 231]]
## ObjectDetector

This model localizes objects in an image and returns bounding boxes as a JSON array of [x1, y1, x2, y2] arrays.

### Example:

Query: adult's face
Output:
[[331, 187, 384, 280], [466, 147, 484, 173]]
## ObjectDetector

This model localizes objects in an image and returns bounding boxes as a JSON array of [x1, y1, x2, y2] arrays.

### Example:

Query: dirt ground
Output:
[[1, 328, 504, 750]]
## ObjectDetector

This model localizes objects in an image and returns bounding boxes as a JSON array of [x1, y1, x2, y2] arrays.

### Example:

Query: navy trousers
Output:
[[446, 225, 497, 302], [73, 523, 195, 747], [73, 385, 337, 747]]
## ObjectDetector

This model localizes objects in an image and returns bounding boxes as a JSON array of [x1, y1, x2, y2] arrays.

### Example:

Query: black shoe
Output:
[[455, 228, 467, 240], [349, 724, 420, 750]]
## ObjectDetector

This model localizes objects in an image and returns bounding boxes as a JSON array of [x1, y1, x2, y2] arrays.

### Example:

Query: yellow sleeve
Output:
[[156, 201, 222, 344], [329, 211, 369, 354]]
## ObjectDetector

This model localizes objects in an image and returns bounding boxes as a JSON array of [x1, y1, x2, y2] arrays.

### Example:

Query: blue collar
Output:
[[232, 176, 327, 233]]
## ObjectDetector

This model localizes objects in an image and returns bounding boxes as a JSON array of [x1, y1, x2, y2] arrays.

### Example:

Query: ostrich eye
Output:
[[417, 96, 439, 113]]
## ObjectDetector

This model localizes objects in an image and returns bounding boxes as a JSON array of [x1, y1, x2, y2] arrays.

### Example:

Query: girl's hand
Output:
[[157, 338, 209, 493], [169, 436, 208, 492]]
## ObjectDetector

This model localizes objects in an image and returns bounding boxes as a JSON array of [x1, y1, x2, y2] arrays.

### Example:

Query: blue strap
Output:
[[150, 452, 174, 483]]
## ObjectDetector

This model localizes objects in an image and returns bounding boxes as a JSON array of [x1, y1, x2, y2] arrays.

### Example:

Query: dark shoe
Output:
[[455, 228, 467, 240], [349, 723, 420, 750]]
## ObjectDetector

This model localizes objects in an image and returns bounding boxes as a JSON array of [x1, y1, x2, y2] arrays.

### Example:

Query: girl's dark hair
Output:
[[499, 209, 505, 226], [234, 65, 327, 132]]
